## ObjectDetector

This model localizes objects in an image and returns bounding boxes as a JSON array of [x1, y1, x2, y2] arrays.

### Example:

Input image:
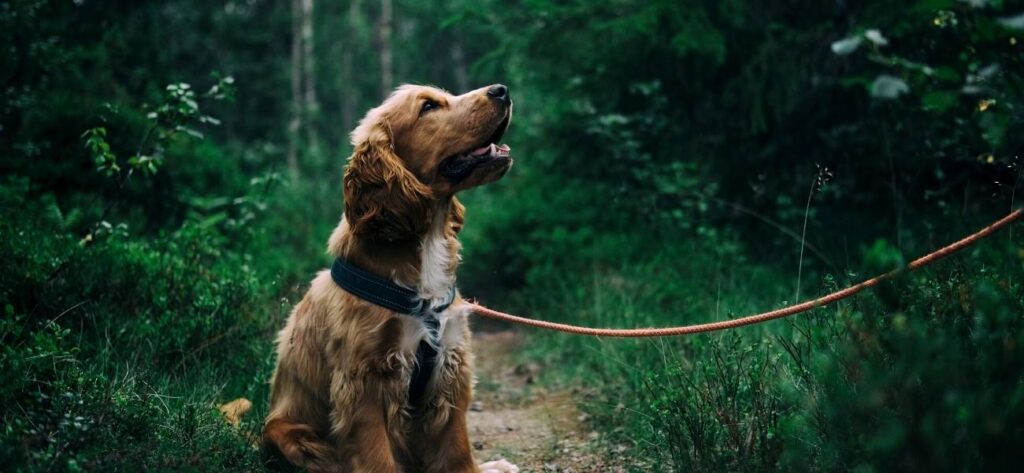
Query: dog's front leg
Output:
[[420, 406, 476, 473], [342, 398, 401, 472], [330, 323, 412, 473], [332, 369, 410, 473], [415, 347, 478, 473]]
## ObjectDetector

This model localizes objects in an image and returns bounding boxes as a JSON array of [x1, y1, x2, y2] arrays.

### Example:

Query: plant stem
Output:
[[795, 175, 816, 303]]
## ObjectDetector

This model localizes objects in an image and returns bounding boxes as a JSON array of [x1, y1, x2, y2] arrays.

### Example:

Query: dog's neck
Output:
[[329, 199, 459, 298]]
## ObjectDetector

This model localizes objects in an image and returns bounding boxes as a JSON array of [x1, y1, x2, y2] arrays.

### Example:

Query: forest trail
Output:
[[469, 331, 626, 473]]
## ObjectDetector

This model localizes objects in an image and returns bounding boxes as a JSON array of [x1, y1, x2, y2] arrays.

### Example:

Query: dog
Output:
[[262, 84, 518, 473]]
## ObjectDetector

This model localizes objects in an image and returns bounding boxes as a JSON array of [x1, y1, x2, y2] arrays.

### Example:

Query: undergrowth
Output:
[[0, 176, 282, 471], [504, 224, 1024, 472]]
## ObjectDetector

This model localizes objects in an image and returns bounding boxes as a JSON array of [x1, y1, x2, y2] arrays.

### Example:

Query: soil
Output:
[[468, 331, 630, 473]]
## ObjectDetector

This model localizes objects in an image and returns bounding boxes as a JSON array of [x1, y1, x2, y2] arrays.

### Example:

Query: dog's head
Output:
[[344, 84, 513, 241]]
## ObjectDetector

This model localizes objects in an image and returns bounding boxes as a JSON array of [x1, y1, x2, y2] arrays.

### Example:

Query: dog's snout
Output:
[[487, 84, 510, 104]]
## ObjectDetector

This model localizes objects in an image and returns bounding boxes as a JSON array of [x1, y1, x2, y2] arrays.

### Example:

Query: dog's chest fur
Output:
[[418, 211, 455, 300], [398, 210, 468, 359]]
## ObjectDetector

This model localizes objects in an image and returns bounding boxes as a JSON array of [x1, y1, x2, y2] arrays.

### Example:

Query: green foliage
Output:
[[0, 311, 261, 471], [0, 172, 275, 471], [461, 2, 1024, 470], [775, 255, 1024, 471], [642, 334, 783, 471], [2, 0, 1023, 471], [82, 128, 120, 176]]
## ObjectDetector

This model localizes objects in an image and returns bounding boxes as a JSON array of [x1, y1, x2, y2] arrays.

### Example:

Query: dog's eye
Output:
[[420, 100, 439, 115]]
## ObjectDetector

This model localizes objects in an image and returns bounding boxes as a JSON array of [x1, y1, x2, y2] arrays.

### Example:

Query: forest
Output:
[[2, 0, 1023, 471]]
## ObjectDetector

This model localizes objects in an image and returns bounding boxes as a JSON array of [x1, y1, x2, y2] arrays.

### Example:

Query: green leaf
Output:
[[931, 67, 961, 83], [870, 75, 909, 99], [831, 35, 863, 55], [921, 91, 958, 112], [979, 110, 1010, 147], [997, 13, 1024, 30]]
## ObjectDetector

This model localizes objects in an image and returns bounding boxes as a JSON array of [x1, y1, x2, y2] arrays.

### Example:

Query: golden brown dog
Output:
[[263, 84, 518, 473]]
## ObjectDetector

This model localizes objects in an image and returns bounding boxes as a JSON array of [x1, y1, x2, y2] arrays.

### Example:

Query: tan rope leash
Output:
[[469, 208, 1023, 337]]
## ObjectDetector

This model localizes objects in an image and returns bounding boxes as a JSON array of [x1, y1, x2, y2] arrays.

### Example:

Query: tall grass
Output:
[[502, 215, 1024, 472]]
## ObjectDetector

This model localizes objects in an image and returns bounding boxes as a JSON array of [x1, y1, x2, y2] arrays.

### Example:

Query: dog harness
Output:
[[329, 257, 456, 406]]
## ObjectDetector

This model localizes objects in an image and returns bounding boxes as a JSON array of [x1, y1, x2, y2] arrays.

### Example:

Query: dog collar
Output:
[[330, 257, 456, 407], [330, 257, 456, 317]]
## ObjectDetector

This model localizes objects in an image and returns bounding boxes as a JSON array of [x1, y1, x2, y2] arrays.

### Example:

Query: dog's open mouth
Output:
[[439, 114, 512, 181]]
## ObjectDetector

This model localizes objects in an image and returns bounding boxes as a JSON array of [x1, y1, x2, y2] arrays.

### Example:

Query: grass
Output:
[[501, 217, 1024, 472]]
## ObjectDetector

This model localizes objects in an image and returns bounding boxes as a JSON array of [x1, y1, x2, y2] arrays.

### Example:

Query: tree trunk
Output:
[[450, 37, 468, 93], [341, 0, 363, 138], [301, 0, 319, 154], [377, 0, 393, 99], [287, 0, 303, 178]]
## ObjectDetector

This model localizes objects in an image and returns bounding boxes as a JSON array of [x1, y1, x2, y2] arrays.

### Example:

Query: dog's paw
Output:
[[479, 459, 519, 473]]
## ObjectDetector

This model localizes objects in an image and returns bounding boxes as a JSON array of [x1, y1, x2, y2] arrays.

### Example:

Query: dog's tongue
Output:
[[469, 144, 494, 156], [468, 143, 511, 157]]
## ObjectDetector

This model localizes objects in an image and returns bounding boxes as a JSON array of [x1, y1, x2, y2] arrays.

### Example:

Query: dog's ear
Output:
[[343, 123, 431, 242]]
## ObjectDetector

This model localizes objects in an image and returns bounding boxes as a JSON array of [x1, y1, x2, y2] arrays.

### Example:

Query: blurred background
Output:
[[2, 0, 1023, 471]]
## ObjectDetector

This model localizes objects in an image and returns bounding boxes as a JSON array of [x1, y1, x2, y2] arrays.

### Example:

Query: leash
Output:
[[469, 208, 1023, 337]]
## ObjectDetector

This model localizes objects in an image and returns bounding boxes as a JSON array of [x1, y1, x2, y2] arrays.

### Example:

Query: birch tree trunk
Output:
[[450, 38, 468, 93], [287, 0, 303, 178], [377, 0, 393, 99], [301, 0, 319, 154]]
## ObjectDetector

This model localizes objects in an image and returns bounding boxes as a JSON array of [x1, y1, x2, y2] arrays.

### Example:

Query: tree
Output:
[[302, 0, 320, 156], [341, 0, 365, 137], [377, 0, 393, 99], [288, 0, 303, 177]]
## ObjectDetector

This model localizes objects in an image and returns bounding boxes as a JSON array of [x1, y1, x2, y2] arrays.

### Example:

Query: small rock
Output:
[[544, 462, 560, 471], [473, 441, 484, 451], [470, 401, 484, 412]]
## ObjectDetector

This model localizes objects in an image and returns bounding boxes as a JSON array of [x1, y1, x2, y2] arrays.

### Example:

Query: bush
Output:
[[777, 253, 1024, 471], [0, 175, 276, 471]]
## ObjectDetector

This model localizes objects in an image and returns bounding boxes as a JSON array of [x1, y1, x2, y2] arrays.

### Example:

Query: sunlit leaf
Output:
[[997, 12, 1024, 30], [870, 75, 909, 99], [865, 29, 889, 46], [831, 35, 862, 55]]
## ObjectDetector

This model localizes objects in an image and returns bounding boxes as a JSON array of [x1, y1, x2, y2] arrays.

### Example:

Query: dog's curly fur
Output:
[[263, 85, 516, 473]]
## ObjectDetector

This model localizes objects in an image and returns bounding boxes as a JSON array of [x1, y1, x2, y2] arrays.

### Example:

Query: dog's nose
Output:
[[487, 84, 510, 104]]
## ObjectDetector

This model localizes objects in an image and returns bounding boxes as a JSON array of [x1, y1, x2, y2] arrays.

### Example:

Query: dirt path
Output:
[[468, 331, 626, 473]]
